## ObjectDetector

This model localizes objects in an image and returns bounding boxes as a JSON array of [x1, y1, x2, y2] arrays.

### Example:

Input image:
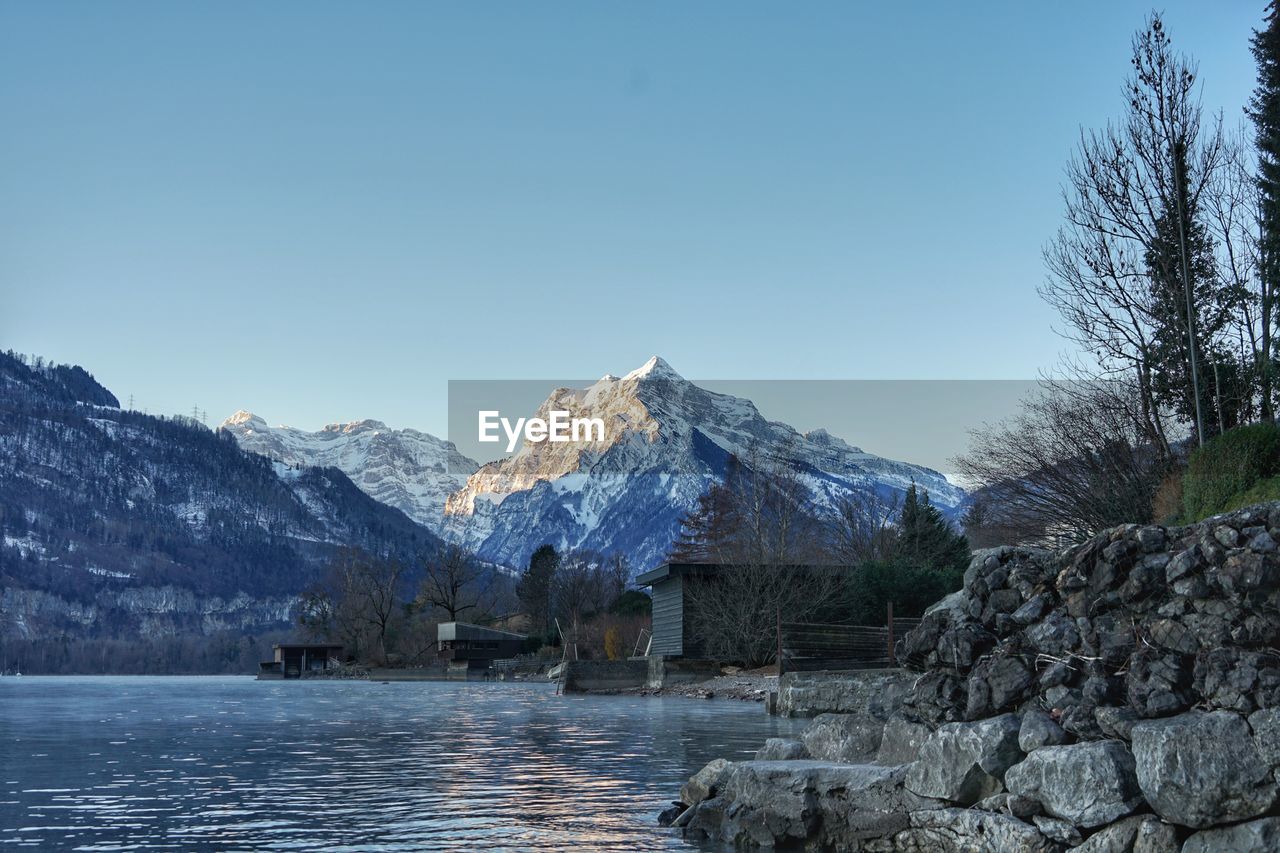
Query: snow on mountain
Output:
[[443, 356, 966, 572], [220, 411, 479, 534]]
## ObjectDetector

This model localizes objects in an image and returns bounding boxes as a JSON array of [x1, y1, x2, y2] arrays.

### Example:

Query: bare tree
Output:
[[675, 441, 845, 667], [1040, 14, 1237, 448], [416, 543, 487, 622], [553, 550, 610, 642], [827, 487, 900, 564], [954, 376, 1174, 544], [297, 548, 406, 665]]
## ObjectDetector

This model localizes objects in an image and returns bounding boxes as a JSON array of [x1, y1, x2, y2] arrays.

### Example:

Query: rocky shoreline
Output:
[[660, 503, 1280, 850]]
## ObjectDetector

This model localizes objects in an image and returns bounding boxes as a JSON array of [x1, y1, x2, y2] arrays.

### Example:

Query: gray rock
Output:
[[680, 758, 733, 807], [1220, 551, 1280, 596], [656, 801, 685, 827], [1136, 526, 1167, 552], [1068, 814, 1178, 853], [906, 669, 968, 726], [754, 737, 808, 761], [1004, 741, 1142, 828], [677, 795, 727, 836], [1249, 707, 1280, 772], [1026, 612, 1080, 656], [1182, 817, 1280, 853], [800, 712, 885, 763], [1214, 525, 1242, 548], [904, 713, 1022, 805], [975, 791, 1042, 819], [1250, 530, 1279, 553], [1131, 711, 1279, 828], [1031, 814, 1080, 845], [1011, 593, 1050, 625], [1095, 705, 1140, 740], [1196, 647, 1280, 714], [1164, 548, 1198, 583], [965, 655, 1034, 718], [1018, 710, 1067, 751], [876, 715, 930, 765], [697, 761, 941, 848], [869, 808, 1056, 852], [1125, 650, 1193, 718]]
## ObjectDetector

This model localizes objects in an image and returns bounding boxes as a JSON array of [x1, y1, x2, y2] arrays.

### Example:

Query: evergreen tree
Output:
[[892, 484, 970, 573], [1143, 166, 1242, 439], [1251, 2, 1280, 421], [516, 544, 560, 637]]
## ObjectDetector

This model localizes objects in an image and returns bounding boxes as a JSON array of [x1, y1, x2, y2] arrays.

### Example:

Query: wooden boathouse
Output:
[[258, 643, 345, 679]]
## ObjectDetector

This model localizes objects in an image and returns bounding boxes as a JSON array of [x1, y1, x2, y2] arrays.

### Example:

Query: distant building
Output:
[[636, 563, 722, 658], [437, 622, 528, 673], [258, 643, 345, 679]]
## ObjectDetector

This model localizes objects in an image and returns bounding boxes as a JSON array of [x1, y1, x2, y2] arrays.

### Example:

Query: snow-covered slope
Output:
[[220, 412, 479, 534], [444, 356, 966, 572]]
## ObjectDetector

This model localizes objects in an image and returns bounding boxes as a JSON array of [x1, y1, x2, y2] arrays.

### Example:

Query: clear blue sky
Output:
[[0, 1, 1264, 440]]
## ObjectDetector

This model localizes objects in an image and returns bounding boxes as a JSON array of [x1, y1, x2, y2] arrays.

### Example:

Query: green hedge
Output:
[[1183, 422, 1280, 521]]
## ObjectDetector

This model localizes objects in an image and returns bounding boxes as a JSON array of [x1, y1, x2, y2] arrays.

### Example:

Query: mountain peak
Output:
[[623, 355, 683, 382], [806, 428, 863, 453], [322, 419, 388, 435], [223, 410, 266, 428]]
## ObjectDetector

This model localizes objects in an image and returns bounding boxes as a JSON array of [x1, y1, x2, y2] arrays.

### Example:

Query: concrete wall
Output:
[[562, 659, 650, 692], [776, 668, 919, 718], [647, 656, 720, 688]]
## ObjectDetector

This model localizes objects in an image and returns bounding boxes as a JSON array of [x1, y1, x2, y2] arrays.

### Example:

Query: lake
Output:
[[0, 676, 801, 850]]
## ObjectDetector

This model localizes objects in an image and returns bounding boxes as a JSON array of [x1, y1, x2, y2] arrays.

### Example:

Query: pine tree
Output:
[[516, 544, 560, 637], [892, 484, 971, 573], [1251, 2, 1280, 421]]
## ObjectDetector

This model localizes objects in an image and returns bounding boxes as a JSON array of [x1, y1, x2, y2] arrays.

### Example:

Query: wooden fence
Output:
[[777, 605, 922, 674]]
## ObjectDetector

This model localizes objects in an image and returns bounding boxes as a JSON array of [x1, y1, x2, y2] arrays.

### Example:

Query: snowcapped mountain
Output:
[[220, 412, 479, 535], [444, 356, 966, 572]]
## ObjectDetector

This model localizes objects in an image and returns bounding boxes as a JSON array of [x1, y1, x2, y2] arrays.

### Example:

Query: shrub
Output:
[[1182, 423, 1280, 521], [1151, 468, 1185, 524], [608, 589, 652, 617], [841, 561, 964, 625], [603, 626, 623, 660]]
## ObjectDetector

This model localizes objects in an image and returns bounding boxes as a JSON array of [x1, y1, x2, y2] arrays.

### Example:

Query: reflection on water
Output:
[[0, 676, 800, 850]]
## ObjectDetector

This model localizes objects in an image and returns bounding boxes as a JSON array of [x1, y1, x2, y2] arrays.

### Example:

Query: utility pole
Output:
[[1172, 140, 1206, 446]]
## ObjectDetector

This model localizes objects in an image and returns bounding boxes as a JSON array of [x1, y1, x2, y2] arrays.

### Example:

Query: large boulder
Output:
[[1181, 817, 1280, 853], [1068, 814, 1178, 853], [875, 715, 931, 766], [801, 713, 886, 763], [1003, 741, 1143, 828], [904, 713, 1022, 805], [682, 761, 941, 848], [680, 758, 733, 807], [755, 738, 808, 761], [1130, 711, 1279, 828], [865, 807, 1056, 853], [1017, 710, 1067, 752]]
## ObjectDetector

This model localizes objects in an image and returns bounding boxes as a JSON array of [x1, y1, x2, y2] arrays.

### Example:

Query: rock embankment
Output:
[[661, 503, 1280, 850]]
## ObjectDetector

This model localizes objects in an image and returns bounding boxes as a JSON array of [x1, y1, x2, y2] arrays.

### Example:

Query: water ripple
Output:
[[0, 677, 799, 851]]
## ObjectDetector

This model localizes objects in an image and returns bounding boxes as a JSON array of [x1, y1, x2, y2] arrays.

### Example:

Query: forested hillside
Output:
[[0, 351, 442, 671]]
